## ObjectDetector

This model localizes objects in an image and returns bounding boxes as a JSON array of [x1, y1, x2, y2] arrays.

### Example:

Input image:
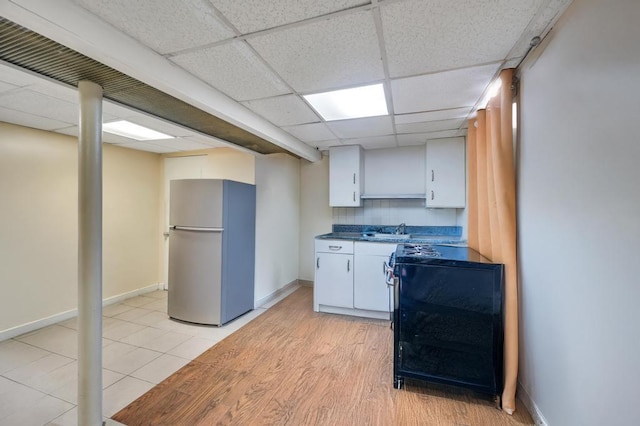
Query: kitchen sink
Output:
[[372, 233, 412, 240]]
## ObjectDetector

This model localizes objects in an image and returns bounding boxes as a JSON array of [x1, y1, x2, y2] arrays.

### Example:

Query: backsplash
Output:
[[332, 199, 459, 226]]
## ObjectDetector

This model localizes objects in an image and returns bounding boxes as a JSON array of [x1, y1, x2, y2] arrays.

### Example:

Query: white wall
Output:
[[255, 154, 301, 300], [517, 1, 640, 425], [0, 123, 162, 333], [299, 155, 333, 281]]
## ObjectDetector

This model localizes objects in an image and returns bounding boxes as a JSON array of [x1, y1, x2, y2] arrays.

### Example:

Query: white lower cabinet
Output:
[[314, 239, 395, 319], [314, 251, 353, 309], [314, 240, 354, 311], [353, 243, 395, 312]]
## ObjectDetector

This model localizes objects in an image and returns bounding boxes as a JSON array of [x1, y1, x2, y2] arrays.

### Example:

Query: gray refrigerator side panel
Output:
[[168, 229, 222, 325], [220, 180, 256, 324], [170, 179, 223, 227]]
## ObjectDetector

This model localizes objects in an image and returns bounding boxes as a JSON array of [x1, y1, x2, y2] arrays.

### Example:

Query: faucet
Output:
[[395, 223, 406, 235]]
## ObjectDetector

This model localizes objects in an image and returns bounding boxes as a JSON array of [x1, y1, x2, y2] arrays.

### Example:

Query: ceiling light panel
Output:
[[381, 0, 544, 77], [392, 63, 499, 114], [103, 120, 174, 140], [304, 84, 388, 121], [326, 115, 393, 139], [72, 0, 234, 54], [248, 10, 384, 93], [210, 0, 369, 34], [242, 94, 320, 126], [171, 41, 290, 101]]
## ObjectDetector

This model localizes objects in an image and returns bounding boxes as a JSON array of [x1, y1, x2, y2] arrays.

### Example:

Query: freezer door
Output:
[[168, 228, 222, 325], [170, 179, 223, 227]]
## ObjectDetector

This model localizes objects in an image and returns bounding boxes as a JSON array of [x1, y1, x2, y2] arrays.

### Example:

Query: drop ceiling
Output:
[[0, 0, 573, 159]]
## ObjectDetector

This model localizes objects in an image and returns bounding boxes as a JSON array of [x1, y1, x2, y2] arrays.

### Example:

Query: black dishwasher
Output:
[[390, 244, 504, 400]]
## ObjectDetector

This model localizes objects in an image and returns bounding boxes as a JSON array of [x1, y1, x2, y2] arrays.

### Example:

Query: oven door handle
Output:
[[384, 261, 395, 286]]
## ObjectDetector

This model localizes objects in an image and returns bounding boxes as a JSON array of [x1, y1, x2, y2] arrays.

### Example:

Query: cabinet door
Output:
[[329, 145, 363, 207], [426, 138, 466, 208], [354, 254, 391, 312], [315, 253, 354, 308]]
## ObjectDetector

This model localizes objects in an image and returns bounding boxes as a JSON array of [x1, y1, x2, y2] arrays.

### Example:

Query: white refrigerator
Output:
[[168, 179, 256, 326]]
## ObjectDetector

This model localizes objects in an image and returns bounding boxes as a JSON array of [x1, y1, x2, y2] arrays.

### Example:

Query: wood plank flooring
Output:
[[112, 287, 533, 425]]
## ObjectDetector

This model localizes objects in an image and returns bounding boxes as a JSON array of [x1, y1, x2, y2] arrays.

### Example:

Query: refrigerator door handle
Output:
[[171, 225, 224, 232]]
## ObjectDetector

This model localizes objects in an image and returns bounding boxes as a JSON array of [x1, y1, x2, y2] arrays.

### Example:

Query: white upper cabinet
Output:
[[425, 137, 466, 208], [329, 145, 364, 207], [363, 145, 426, 198]]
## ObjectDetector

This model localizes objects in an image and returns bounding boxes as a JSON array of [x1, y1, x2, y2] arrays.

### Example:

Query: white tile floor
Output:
[[0, 287, 295, 426]]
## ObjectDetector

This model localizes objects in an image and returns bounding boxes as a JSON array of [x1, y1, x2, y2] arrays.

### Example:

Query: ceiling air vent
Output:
[[0, 17, 291, 156]]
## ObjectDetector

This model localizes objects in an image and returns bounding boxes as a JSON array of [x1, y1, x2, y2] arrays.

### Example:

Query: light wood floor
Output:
[[113, 287, 533, 426]]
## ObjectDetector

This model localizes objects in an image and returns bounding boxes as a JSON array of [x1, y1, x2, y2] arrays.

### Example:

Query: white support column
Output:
[[77, 80, 103, 426]]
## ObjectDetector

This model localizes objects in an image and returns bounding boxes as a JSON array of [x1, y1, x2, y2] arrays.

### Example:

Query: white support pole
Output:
[[77, 80, 103, 426]]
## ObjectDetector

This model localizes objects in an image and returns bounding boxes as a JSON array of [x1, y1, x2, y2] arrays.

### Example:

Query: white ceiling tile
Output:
[[52, 126, 78, 137], [242, 94, 320, 126], [506, 0, 573, 60], [113, 142, 175, 153], [341, 135, 397, 150], [391, 63, 499, 114], [327, 116, 394, 139], [249, 10, 384, 93], [397, 130, 461, 146], [0, 63, 40, 87], [0, 81, 18, 94], [396, 118, 464, 135], [210, 0, 368, 33], [30, 82, 78, 104], [54, 125, 138, 144], [72, 0, 234, 54], [102, 100, 140, 118], [0, 89, 79, 125], [0, 107, 71, 131], [381, 0, 544, 77], [145, 137, 214, 151], [282, 122, 336, 142], [311, 139, 341, 150], [181, 134, 229, 148], [171, 41, 289, 101], [394, 107, 471, 125]]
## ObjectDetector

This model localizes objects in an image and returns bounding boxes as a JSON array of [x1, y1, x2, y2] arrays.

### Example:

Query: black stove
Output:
[[392, 243, 491, 268], [389, 242, 505, 401]]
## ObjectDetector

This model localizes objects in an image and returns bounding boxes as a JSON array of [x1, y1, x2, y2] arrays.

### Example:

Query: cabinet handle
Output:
[[353, 192, 355, 202], [347, 259, 350, 272], [431, 169, 434, 182], [431, 190, 434, 200], [353, 173, 356, 184], [316, 257, 319, 269], [329, 245, 342, 251]]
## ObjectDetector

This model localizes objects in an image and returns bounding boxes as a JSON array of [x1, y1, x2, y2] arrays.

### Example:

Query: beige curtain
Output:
[[467, 68, 519, 414]]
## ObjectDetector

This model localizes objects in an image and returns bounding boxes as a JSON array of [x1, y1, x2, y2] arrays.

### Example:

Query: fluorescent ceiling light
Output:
[[103, 120, 174, 140], [304, 83, 388, 121]]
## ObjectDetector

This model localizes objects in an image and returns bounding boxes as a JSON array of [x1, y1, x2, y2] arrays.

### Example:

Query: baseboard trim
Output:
[[517, 382, 549, 426], [255, 279, 300, 309], [298, 279, 313, 287], [0, 283, 163, 342]]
